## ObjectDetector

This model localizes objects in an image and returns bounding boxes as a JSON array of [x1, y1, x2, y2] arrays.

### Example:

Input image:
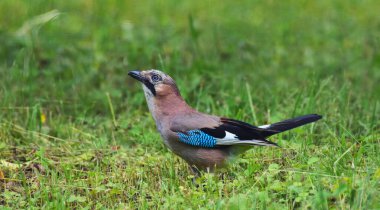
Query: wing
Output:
[[170, 114, 278, 148]]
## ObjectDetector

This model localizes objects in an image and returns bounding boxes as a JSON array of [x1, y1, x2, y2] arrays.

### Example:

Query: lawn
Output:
[[0, 0, 379, 209]]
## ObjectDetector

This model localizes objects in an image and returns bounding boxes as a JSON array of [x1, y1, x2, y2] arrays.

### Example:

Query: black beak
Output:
[[128, 70, 145, 83], [128, 70, 157, 96]]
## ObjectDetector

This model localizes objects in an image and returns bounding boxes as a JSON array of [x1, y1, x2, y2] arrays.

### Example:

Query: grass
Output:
[[0, 0, 379, 209]]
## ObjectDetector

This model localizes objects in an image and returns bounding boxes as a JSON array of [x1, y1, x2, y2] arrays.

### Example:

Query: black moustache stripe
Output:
[[144, 81, 156, 96]]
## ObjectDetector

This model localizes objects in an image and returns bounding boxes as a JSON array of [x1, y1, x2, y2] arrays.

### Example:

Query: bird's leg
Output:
[[189, 165, 201, 176], [188, 165, 202, 184]]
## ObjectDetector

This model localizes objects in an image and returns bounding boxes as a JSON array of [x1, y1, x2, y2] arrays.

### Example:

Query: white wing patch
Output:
[[215, 131, 277, 147], [258, 124, 271, 129], [215, 131, 239, 145], [222, 131, 237, 140]]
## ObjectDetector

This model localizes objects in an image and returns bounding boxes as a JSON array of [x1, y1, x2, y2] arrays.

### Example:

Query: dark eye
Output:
[[151, 74, 162, 82]]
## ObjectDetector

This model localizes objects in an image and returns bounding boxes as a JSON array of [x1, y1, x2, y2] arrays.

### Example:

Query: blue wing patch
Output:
[[177, 130, 216, 148]]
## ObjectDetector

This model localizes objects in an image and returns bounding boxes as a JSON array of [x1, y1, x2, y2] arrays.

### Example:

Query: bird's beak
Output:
[[128, 70, 157, 96], [128, 70, 145, 83]]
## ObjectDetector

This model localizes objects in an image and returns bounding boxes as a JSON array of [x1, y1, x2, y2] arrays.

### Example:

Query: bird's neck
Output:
[[155, 93, 192, 117], [144, 89, 193, 124]]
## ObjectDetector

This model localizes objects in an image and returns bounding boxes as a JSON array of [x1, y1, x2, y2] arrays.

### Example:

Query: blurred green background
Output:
[[0, 0, 379, 209]]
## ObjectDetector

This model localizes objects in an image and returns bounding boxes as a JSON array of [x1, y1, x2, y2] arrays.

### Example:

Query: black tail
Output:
[[261, 114, 322, 137]]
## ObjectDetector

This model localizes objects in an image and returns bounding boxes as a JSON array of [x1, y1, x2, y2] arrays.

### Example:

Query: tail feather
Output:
[[260, 114, 322, 137]]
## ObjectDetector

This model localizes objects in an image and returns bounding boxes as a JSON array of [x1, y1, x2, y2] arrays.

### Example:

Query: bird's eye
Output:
[[151, 74, 162, 83]]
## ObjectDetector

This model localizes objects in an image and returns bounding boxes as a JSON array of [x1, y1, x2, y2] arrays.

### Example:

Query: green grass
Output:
[[0, 0, 379, 209]]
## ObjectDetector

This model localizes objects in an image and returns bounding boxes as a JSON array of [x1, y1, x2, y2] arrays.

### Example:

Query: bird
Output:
[[128, 69, 322, 173]]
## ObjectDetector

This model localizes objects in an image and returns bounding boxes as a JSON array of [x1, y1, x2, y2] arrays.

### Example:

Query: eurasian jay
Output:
[[128, 70, 322, 172]]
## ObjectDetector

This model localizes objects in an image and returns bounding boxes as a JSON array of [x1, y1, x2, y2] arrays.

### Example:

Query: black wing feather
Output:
[[201, 118, 267, 140]]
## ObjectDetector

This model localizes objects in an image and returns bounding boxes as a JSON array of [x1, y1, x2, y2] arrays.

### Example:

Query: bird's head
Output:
[[128, 70, 180, 97]]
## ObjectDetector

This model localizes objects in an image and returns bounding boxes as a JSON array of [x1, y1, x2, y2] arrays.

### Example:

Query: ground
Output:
[[0, 0, 379, 209]]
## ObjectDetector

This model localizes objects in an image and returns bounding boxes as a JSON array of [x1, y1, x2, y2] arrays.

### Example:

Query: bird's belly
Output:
[[183, 148, 230, 171], [165, 138, 230, 171]]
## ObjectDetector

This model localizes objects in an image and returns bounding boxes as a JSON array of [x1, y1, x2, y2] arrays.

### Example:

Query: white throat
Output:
[[142, 85, 155, 115]]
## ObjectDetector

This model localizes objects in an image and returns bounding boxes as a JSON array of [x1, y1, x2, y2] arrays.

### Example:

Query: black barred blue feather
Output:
[[177, 130, 217, 148], [177, 128, 278, 148]]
